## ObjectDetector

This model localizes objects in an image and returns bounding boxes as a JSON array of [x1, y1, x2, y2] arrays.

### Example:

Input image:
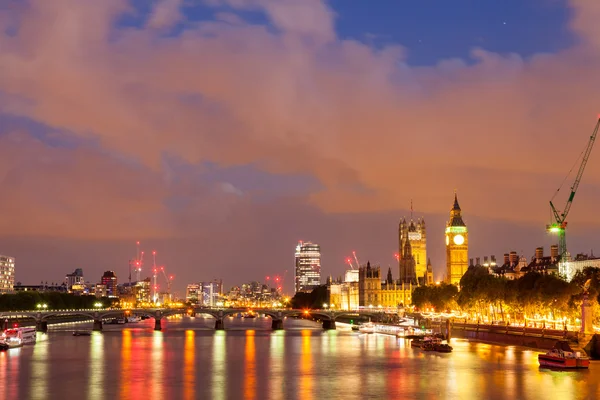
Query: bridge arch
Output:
[[41, 311, 96, 321], [284, 310, 333, 321], [331, 312, 378, 322]]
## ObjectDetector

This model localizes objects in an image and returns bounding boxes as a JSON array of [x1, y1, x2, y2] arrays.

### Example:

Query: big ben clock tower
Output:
[[445, 192, 468, 286]]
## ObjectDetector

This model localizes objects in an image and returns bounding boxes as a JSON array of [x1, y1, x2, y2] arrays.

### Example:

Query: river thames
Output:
[[0, 317, 598, 399]]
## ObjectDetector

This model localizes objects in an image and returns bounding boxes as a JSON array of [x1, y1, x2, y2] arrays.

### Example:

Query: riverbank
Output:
[[445, 321, 600, 358]]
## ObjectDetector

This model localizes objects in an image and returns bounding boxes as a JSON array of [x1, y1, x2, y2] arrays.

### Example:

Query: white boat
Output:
[[2, 327, 37, 347], [127, 316, 141, 323], [358, 322, 376, 334]]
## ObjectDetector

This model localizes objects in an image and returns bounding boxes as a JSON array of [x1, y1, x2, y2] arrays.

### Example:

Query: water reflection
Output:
[[299, 330, 313, 400], [269, 331, 285, 400], [0, 321, 598, 400], [212, 331, 226, 400], [244, 330, 256, 400], [8, 346, 21, 399], [183, 330, 195, 400], [120, 329, 132, 399], [88, 333, 104, 400], [151, 332, 164, 400]]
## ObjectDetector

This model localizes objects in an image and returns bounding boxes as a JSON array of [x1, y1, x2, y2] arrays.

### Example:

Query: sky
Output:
[[1, 0, 600, 297]]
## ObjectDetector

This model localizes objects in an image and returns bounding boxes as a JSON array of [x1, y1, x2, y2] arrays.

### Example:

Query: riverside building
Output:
[[0, 255, 15, 293]]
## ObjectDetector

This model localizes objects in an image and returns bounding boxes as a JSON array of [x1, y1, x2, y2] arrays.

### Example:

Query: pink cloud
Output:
[[1, 0, 600, 238]]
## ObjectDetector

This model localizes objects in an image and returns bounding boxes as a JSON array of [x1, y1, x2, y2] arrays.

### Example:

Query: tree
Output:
[[290, 285, 328, 309], [412, 283, 458, 312]]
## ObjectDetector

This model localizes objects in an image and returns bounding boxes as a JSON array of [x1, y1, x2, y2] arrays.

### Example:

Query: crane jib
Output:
[[547, 117, 600, 262]]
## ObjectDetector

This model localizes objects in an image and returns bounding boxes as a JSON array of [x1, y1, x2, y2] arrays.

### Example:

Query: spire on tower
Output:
[[453, 191, 461, 211]]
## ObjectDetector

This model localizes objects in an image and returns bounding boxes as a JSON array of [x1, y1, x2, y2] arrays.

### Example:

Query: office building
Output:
[[295, 241, 321, 293]]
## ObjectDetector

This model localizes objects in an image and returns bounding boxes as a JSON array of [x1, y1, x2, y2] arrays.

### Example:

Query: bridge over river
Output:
[[0, 308, 382, 332]]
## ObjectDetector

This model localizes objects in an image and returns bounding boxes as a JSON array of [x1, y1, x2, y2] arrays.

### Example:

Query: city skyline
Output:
[[1, 1, 600, 294]]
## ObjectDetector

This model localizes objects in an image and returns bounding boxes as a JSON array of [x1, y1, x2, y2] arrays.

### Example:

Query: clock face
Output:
[[445, 235, 449, 246], [408, 232, 422, 241], [453, 234, 465, 245]]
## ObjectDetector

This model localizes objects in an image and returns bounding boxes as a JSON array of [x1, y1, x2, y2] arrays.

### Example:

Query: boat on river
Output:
[[412, 336, 453, 352], [127, 316, 141, 323], [358, 322, 376, 334], [73, 330, 92, 336], [538, 341, 589, 369], [2, 327, 36, 347], [413, 336, 440, 349], [434, 343, 453, 353]]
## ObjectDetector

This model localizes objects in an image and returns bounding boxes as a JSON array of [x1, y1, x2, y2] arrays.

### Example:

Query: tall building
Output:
[[445, 193, 469, 285], [65, 268, 84, 291], [101, 271, 118, 297], [186, 283, 201, 303], [201, 280, 223, 306], [294, 241, 321, 293], [399, 210, 427, 285], [0, 255, 15, 293]]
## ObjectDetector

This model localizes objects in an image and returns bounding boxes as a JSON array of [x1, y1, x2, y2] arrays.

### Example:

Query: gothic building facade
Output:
[[358, 262, 414, 308], [399, 210, 429, 285]]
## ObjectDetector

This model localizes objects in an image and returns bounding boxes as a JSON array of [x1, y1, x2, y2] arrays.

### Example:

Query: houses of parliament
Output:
[[329, 193, 469, 310]]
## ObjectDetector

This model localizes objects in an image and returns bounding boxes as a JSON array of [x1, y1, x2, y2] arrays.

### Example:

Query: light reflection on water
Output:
[[30, 337, 48, 400], [120, 329, 131, 399], [88, 332, 104, 400], [244, 330, 256, 400], [212, 330, 226, 400], [151, 331, 164, 400], [0, 318, 598, 399], [183, 329, 195, 400], [269, 331, 285, 400], [299, 330, 313, 400]]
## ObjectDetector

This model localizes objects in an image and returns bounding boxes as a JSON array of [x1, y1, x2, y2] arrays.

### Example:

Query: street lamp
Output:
[[94, 302, 103, 309], [37, 303, 48, 309], [323, 303, 329, 309]]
